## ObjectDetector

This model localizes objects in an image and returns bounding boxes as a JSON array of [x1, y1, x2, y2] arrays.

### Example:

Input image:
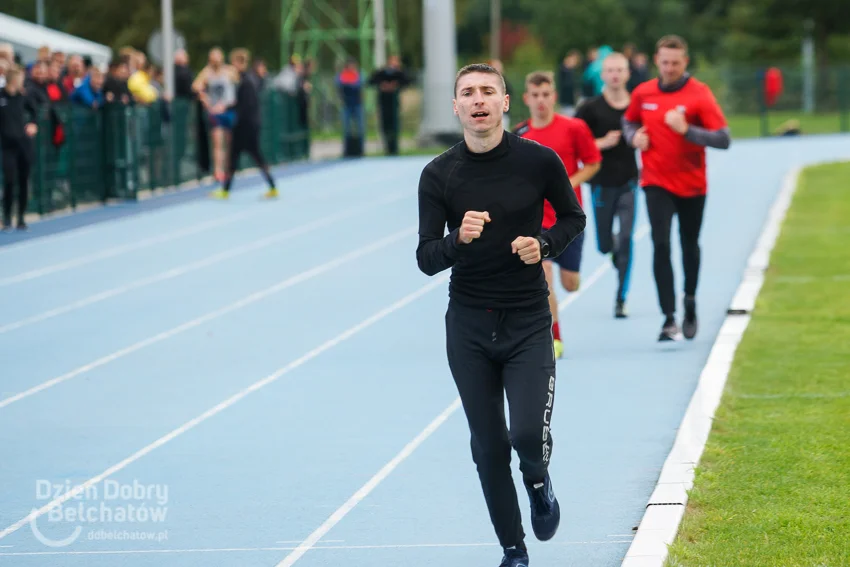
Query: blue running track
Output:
[[1, 135, 849, 566]]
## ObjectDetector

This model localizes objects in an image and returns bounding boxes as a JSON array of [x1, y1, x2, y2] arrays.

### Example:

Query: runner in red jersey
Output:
[[514, 70, 601, 358], [622, 35, 731, 342]]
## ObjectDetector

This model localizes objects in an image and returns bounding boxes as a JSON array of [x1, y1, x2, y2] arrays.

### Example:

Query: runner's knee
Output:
[[561, 271, 580, 292]]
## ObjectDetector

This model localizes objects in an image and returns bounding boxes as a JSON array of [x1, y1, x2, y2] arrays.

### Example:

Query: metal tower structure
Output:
[[280, 0, 399, 74]]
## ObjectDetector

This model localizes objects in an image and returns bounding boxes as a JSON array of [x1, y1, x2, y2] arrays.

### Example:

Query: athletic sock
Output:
[[684, 295, 696, 318], [552, 321, 561, 341]]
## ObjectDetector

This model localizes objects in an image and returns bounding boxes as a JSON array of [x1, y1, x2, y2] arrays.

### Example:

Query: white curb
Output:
[[620, 164, 804, 567]]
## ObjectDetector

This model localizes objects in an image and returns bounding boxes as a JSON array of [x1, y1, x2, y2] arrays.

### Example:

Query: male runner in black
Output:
[[575, 52, 640, 318], [417, 63, 586, 567], [210, 49, 278, 200]]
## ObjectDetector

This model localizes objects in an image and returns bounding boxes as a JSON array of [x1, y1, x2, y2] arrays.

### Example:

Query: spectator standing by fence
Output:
[[368, 54, 411, 155], [70, 66, 105, 109], [0, 66, 37, 230], [558, 50, 581, 116], [336, 58, 364, 157], [103, 57, 132, 106]]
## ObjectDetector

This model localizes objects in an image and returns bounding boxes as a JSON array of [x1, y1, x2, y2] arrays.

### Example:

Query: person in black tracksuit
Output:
[[217, 49, 277, 198], [368, 55, 411, 155], [0, 67, 37, 231], [416, 64, 586, 567], [574, 52, 640, 318]]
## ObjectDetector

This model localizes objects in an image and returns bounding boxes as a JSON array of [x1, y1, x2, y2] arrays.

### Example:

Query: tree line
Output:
[[4, 0, 849, 73]]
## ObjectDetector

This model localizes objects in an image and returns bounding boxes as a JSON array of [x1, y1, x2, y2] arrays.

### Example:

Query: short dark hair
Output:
[[525, 70, 554, 88], [454, 63, 506, 96], [656, 35, 688, 54]]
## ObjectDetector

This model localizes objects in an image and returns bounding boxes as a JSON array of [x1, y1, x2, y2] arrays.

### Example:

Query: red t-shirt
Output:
[[514, 114, 601, 229], [624, 77, 727, 197]]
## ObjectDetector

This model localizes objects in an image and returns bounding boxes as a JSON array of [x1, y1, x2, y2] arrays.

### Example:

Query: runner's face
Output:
[[454, 72, 507, 133], [602, 56, 629, 89], [523, 82, 556, 120], [655, 47, 688, 84]]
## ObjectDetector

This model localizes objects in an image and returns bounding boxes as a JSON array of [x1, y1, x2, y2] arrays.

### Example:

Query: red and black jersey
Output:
[[514, 114, 600, 229], [624, 77, 727, 197]]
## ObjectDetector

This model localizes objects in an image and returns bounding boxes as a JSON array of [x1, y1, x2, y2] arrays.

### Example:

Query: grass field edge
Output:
[[618, 163, 809, 567]]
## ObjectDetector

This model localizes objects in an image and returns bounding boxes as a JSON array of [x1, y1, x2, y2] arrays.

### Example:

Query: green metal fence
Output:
[[502, 64, 850, 139], [1, 89, 309, 219]]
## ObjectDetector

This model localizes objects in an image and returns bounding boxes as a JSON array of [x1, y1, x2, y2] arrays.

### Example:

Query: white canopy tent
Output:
[[0, 12, 112, 66]]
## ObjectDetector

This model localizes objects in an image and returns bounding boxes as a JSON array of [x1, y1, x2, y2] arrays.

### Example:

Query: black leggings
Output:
[[644, 186, 706, 316], [591, 181, 637, 302], [2, 144, 32, 224], [445, 300, 556, 550], [224, 125, 275, 191]]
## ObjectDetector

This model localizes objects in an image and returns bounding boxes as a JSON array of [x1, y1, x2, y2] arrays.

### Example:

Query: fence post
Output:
[[67, 107, 77, 211], [35, 109, 46, 216], [757, 69, 769, 138], [840, 67, 849, 133]]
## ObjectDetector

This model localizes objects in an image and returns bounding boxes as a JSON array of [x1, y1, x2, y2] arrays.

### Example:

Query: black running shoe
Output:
[[615, 299, 627, 319], [524, 473, 560, 541], [683, 296, 697, 339], [659, 316, 681, 341], [499, 546, 529, 567]]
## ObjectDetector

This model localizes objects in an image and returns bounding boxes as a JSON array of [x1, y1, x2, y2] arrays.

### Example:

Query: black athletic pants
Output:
[[445, 299, 556, 550], [224, 124, 275, 191], [378, 99, 399, 155], [643, 186, 706, 316], [2, 144, 32, 225], [591, 180, 637, 302]]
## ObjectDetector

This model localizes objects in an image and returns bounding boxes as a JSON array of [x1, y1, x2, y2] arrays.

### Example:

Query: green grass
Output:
[[726, 111, 849, 138], [311, 111, 847, 151], [665, 161, 850, 567]]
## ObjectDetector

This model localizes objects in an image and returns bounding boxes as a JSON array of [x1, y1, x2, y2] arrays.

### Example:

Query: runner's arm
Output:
[[571, 119, 602, 186], [621, 90, 643, 145], [416, 165, 462, 276], [684, 125, 731, 149], [621, 118, 641, 146], [685, 87, 731, 149], [540, 150, 587, 258]]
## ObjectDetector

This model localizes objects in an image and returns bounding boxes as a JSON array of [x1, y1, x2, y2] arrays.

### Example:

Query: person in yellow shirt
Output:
[[127, 53, 158, 105]]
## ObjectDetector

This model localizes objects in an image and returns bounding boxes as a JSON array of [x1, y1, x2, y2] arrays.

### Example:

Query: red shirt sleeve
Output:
[[623, 86, 643, 122], [574, 119, 602, 165], [698, 85, 728, 130]]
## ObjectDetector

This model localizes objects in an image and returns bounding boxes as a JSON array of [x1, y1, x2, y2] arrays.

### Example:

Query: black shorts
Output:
[[549, 230, 584, 273]]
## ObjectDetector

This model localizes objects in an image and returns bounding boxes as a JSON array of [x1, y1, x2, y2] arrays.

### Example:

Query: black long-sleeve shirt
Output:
[[230, 71, 262, 128], [0, 88, 37, 149], [416, 132, 586, 309]]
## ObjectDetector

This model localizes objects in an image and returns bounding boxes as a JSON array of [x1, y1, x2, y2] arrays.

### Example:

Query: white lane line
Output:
[[0, 226, 417, 410], [275, 398, 463, 567], [275, 540, 344, 544], [0, 168, 409, 283], [0, 211, 255, 287], [0, 160, 408, 257], [0, 271, 450, 541], [0, 540, 634, 556], [274, 233, 642, 567], [621, 164, 809, 567], [0, 191, 409, 335]]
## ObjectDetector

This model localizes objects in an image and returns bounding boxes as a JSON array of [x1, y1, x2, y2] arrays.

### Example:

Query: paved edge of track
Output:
[[618, 160, 817, 566]]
